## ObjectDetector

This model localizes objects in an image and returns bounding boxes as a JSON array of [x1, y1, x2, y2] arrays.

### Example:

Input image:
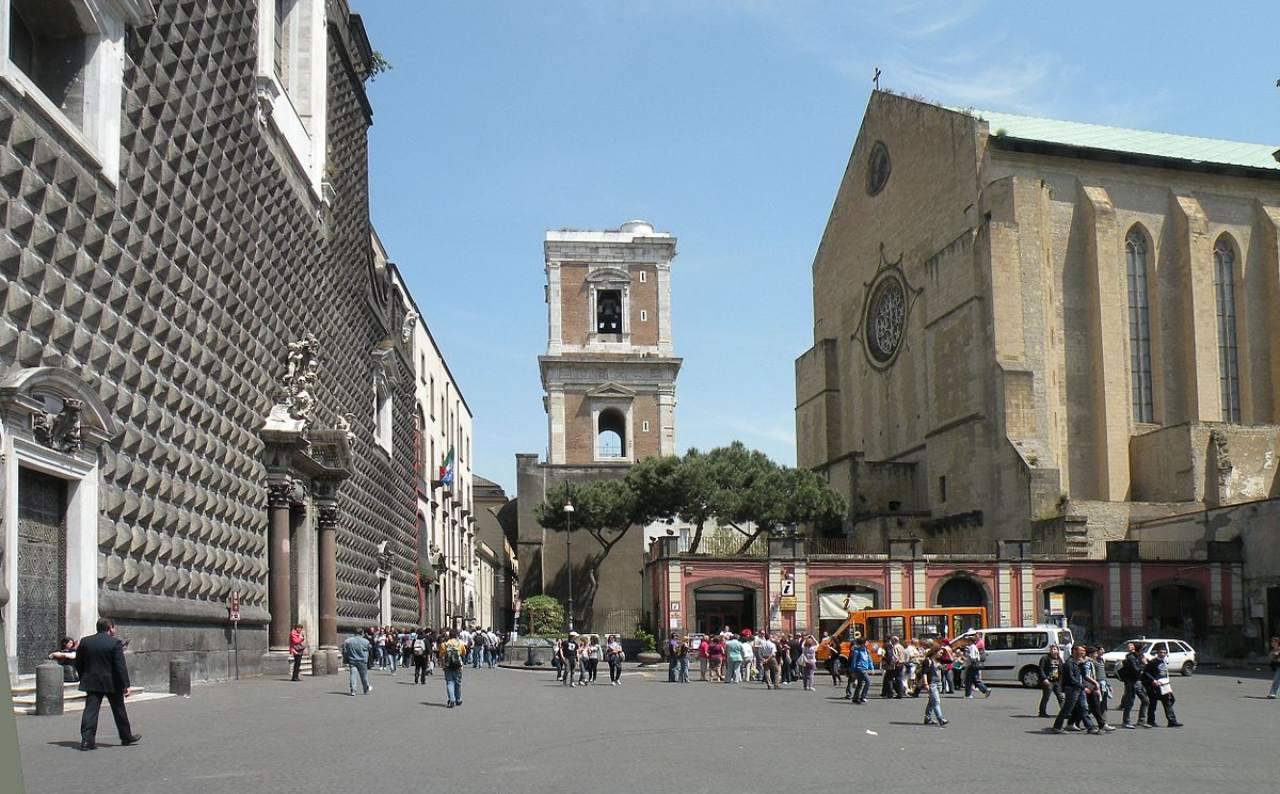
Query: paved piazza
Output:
[[14, 665, 1277, 793]]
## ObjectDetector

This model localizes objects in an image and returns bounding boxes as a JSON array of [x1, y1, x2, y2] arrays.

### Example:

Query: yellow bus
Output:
[[828, 607, 987, 664]]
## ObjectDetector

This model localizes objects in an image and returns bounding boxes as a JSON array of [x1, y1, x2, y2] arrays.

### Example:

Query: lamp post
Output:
[[563, 499, 575, 633]]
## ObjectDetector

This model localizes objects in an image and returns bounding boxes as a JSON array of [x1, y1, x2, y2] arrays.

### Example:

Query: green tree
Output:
[[522, 595, 565, 635]]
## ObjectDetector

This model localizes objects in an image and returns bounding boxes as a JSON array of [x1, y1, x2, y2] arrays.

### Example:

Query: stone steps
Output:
[[8, 676, 166, 716]]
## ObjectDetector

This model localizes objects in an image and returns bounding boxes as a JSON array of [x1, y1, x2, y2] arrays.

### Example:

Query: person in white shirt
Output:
[[758, 635, 781, 689]]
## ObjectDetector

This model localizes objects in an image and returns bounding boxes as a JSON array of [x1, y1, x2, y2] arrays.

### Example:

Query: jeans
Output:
[[698, 657, 708, 680], [1039, 681, 1064, 715], [801, 662, 815, 690], [413, 656, 429, 684], [444, 667, 463, 705], [1053, 686, 1094, 731], [739, 660, 749, 684], [387, 649, 397, 673], [348, 661, 370, 695], [851, 669, 870, 702], [678, 657, 689, 683], [668, 656, 678, 682], [964, 665, 989, 696], [588, 658, 600, 682], [563, 661, 577, 685], [473, 647, 482, 668], [1269, 667, 1280, 697], [608, 659, 622, 683], [941, 668, 953, 694], [1120, 679, 1149, 724], [727, 659, 741, 683], [924, 683, 946, 723], [290, 653, 303, 681]]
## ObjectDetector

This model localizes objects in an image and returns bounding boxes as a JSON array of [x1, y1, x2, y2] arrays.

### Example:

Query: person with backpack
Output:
[[848, 637, 872, 704], [440, 629, 467, 708], [412, 631, 431, 684]]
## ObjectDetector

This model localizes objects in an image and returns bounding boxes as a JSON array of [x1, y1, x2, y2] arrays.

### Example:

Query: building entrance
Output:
[[17, 468, 67, 674], [694, 586, 756, 635]]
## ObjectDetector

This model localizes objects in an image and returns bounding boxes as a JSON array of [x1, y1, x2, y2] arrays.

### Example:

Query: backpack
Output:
[[412, 638, 426, 656], [444, 643, 463, 670]]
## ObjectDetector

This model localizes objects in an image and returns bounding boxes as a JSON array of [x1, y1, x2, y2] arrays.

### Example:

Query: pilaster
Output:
[[1078, 183, 1130, 500], [1108, 562, 1122, 629], [1020, 563, 1035, 626], [1254, 202, 1280, 422], [996, 562, 1012, 627], [1170, 193, 1220, 422], [888, 563, 903, 609]]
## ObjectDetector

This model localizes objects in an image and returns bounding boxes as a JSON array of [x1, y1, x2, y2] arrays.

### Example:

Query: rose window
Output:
[[866, 277, 905, 363]]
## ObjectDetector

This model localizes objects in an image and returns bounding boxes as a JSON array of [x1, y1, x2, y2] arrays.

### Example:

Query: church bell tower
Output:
[[540, 220, 681, 465]]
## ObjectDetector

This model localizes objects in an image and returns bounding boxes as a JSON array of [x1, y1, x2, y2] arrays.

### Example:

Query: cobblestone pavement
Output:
[[14, 664, 1278, 794]]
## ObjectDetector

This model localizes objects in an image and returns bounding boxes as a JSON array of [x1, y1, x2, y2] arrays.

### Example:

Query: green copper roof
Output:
[[971, 109, 1280, 173]]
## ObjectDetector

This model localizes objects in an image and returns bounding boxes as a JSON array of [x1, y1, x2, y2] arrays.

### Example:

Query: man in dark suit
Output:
[[74, 618, 142, 750]]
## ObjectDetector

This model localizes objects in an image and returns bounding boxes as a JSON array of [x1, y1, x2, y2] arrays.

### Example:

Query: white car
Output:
[[1102, 638, 1197, 677]]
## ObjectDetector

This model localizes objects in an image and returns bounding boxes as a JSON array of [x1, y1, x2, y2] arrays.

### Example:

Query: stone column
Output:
[[316, 501, 339, 650], [267, 479, 293, 652]]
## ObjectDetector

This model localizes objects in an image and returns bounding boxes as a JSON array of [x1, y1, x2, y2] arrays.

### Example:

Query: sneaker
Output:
[[1122, 723, 1135, 729], [1087, 728, 1101, 735], [938, 719, 949, 727], [1048, 727, 1064, 734], [1101, 725, 1116, 732], [1145, 722, 1158, 728], [983, 690, 992, 698], [1267, 694, 1276, 699], [1168, 722, 1183, 728], [121, 735, 142, 746], [964, 695, 973, 699], [1139, 722, 1153, 728], [923, 718, 935, 725], [447, 702, 454, 708]]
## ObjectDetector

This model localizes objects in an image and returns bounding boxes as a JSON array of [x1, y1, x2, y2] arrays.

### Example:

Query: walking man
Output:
[[412, 631, 431, 684], [1050, 645, 1097, 734], [1118, 641, 1150, 727], [849, 637, 872, 704], [441, 629, 467, 707], [1037, 644, 1064, 717], [74, 618, 141, 750], [962, 637, 990, 698], [560, 631, 581, 687], [342, 629, 372, 696], [1141, 646, 1183, 727], [289, 623, 306, 682], [759, 633, 780, 690]]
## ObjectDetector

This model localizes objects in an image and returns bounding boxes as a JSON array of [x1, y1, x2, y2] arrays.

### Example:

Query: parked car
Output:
[[1102, 638, 1197, 677], [953, 626, 1075, 687]]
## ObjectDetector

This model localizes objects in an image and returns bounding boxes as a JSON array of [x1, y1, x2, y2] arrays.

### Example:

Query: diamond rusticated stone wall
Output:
[[0, 0, 418, 682]]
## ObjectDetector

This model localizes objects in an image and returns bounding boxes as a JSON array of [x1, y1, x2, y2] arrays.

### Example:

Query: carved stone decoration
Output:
[[267, 479, 294, 509], [400, 309, 418, 343], [264, 334, 321, 432], [316, 503, 339, 530], [851, 243, 922, 371], [31, 398, 84, 453], [335, 412, 355, 443]]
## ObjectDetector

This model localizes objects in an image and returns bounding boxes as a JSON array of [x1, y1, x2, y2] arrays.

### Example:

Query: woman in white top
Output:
[[584, 637, 602, 684], [606, 635, 625, 686]]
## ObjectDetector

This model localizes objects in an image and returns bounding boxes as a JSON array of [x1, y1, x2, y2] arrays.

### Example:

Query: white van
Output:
[[957, 626, 1075, 688]]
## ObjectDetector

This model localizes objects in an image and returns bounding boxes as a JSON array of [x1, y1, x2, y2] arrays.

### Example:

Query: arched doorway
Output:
[[1150, 583, 1203, 639], [817, 586, 878, 638], [936, 576, 987, 609], [1043, 584, 1096, 644], [693, 585, 756, 635]]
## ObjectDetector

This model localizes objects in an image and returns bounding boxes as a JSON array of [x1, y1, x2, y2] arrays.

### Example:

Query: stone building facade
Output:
[[794, 92, 1280, 650], [515, 221, 681, 634], [391, 253, 476, 631], [0, 0, 438, 686]]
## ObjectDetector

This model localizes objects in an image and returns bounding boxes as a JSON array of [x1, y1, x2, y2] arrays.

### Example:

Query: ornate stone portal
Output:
[[258, 338, 353, 677]]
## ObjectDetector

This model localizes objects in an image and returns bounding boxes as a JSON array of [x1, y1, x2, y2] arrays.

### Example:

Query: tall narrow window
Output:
[[1125, 228, 1154, 423], [1213, 236, 1241, 423]]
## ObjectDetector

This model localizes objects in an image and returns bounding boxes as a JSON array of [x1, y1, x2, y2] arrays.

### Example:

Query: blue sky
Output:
[[359, 1, 1280, 493]]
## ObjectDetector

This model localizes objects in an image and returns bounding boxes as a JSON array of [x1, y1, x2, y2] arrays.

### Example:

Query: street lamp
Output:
[[563, 499, 575, 633]]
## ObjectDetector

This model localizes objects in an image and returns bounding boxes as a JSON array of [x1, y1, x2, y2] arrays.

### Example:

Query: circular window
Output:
[[865, 276, 906, 364], [866, 141, 891, 196]]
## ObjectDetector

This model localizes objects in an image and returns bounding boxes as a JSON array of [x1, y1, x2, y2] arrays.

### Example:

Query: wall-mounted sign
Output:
[[780, 578, 795, 597], [779, 596, 797, 612], [670, 601, 681, 613], [1048, 592, 1065, 615]]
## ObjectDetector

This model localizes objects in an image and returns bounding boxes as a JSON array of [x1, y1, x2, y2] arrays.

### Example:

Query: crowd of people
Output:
[[551, 632, 627, 686], [336, 625, 510, 708], [647, 626, 1220, 731]]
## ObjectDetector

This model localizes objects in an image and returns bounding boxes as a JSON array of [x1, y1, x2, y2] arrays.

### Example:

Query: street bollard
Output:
[[169, 656, 191, 697], [35, 660, 64, 716], [311, 650, 327, 676]]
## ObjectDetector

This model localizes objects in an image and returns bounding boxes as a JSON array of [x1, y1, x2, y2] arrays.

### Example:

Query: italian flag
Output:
[[438, 448, 454, 487]]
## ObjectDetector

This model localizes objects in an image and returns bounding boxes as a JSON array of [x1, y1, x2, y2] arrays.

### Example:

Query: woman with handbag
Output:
[[606, 635, 625, 686], [800, 635, 819, 691], [289, 624, 306, 682]]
